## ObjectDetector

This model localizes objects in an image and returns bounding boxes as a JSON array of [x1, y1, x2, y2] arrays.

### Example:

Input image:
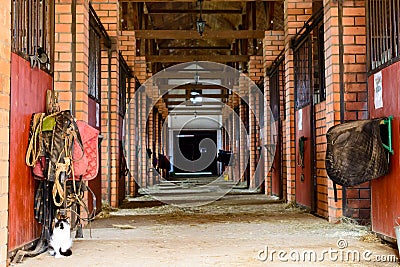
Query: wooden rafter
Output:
[[147, 9, 242, 14], [135, 30, 265, 39], [158, 45, 231, 50], [155, 72, 238, 79], [171, 84, 228, 90], [120, 0, 280, 2], [164, 94, 228, 98], [166, 101, 224, 106], [146, 54, 249, 62]]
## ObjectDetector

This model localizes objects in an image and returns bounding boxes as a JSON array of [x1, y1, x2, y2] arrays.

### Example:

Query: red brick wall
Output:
[[324, 0, 368, 223], [315, 102, 328, 217], [342, 4, 368, 121], [248, 56, 263, 189], [54, 0, 89, 121], [345, 184, 371, 224], [324, 0, 343, 222], [120, 31, 137, 195], [238, 77, 248, 183], [263, 31, 285, 196], [92, 1, 121, 206], [341, 1, 369, 224], [284, 0, 313, 202]]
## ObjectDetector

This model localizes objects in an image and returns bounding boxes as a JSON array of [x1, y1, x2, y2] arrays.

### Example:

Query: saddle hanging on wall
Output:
[[73, 121, 100, 180], [325, 118, 389, 187]]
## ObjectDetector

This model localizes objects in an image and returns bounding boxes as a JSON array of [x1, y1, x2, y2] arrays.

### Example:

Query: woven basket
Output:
[[325, 118, 389, 187]]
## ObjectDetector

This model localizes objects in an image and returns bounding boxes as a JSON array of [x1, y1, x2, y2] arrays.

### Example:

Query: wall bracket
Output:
[[381, 115, 394, 155]]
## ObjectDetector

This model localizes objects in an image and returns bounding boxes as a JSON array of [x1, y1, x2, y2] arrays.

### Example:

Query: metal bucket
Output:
[[395, 218, 400, 253]]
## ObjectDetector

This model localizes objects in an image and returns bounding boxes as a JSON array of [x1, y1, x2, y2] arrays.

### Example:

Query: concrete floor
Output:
[[16, 195, 398, 267]]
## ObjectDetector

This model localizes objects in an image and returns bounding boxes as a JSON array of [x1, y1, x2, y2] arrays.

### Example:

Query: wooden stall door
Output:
[[293, 35, 316, 210], [87, 98, 102, 213], [268, 59, 284, 198], [295, 106, 313, 208], [369, 62, 400, 238], [9, 54, 52, 251]]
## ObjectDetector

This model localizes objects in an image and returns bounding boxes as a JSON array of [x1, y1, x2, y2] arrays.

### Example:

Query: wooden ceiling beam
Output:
[[155, 73, 237, 80], [167, 84, 228, 90], [120, 0, 280, 2], [135, 30, 265, 39], [148, 9, 242, 14], [164, 94, 228, 98], [146, 54, 249, 63], [158, 46, 231, 50], [166, 101, 224, 106]]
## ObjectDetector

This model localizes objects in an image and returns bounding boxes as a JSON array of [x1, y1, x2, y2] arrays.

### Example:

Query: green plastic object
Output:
[[381, 116, 394, 155], [42, 116, 56, 132]]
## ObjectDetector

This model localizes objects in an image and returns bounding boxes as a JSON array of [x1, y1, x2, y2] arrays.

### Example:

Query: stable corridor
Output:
[[18, 195, 398, 266], [2, 0, 400, 265]]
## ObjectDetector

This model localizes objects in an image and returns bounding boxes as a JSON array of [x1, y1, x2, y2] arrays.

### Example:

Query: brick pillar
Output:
[[120, 30, 137, 195], [0, 0, 10, 264], [127, 91, 137, 196], [92, 1, 120, 206], [324, 0, 368, 223], [151, 85, 160, 183], [148, 108, 154, 186], [284, 0, 313, 202], [140, 93, 148, 187], [134, 56, 148, 83], [248, 56, 263, 189], [263, 30, 285, 195], [232, 86, 242, 182], [232, 92, 240, 182], [248, 92, 257, 189], [154, 110, 160, 183], [54, 0, 90, 121], [135, 55, 149, 187], [239, 76, 248, 183]]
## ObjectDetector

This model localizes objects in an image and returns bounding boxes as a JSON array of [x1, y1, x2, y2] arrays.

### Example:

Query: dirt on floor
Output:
[[14, 195, 399, 267]]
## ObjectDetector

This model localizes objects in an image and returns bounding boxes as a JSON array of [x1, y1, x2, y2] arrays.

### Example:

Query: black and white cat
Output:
[[48, 216, 73, 258]]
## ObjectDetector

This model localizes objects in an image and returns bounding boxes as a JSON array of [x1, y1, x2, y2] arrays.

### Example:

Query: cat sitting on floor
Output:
[[48, 215, 73, 258]]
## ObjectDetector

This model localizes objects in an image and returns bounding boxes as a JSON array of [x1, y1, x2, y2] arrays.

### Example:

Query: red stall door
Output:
[[295, 106, 314, 209], [87, 98, 102, 213], [369, 62, 400, 239], [9, 54, 52, 251]]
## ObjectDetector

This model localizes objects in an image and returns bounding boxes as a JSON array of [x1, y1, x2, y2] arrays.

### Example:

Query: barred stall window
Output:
[[291, 8, 325, 109], [119, 54, 132, 117], [294, 37, 311, 110], [11, 0, 54, 70], [267, 50, 285, 121], [368, 0, 400, 71], [314, 23, 326, 103], [89, 12, 101, 102]]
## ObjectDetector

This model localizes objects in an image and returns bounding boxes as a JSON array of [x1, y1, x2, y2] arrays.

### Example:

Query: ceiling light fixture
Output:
[[196, 0, 206, 36]]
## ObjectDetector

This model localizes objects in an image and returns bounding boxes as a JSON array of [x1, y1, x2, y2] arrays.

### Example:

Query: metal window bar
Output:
[[267, 49, 285, 122], [314, 23, 326, 103], [89, 3, 111, 48], [11, 0, 54, 70], [89, 12, 102, 102], [291, 7, 325, 110], [294, 37, 312, 110], [119, 54, 132, 118], [88, 5, 112, 101], [256, 77, 265, 128], [368, 0, 400, 71]]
